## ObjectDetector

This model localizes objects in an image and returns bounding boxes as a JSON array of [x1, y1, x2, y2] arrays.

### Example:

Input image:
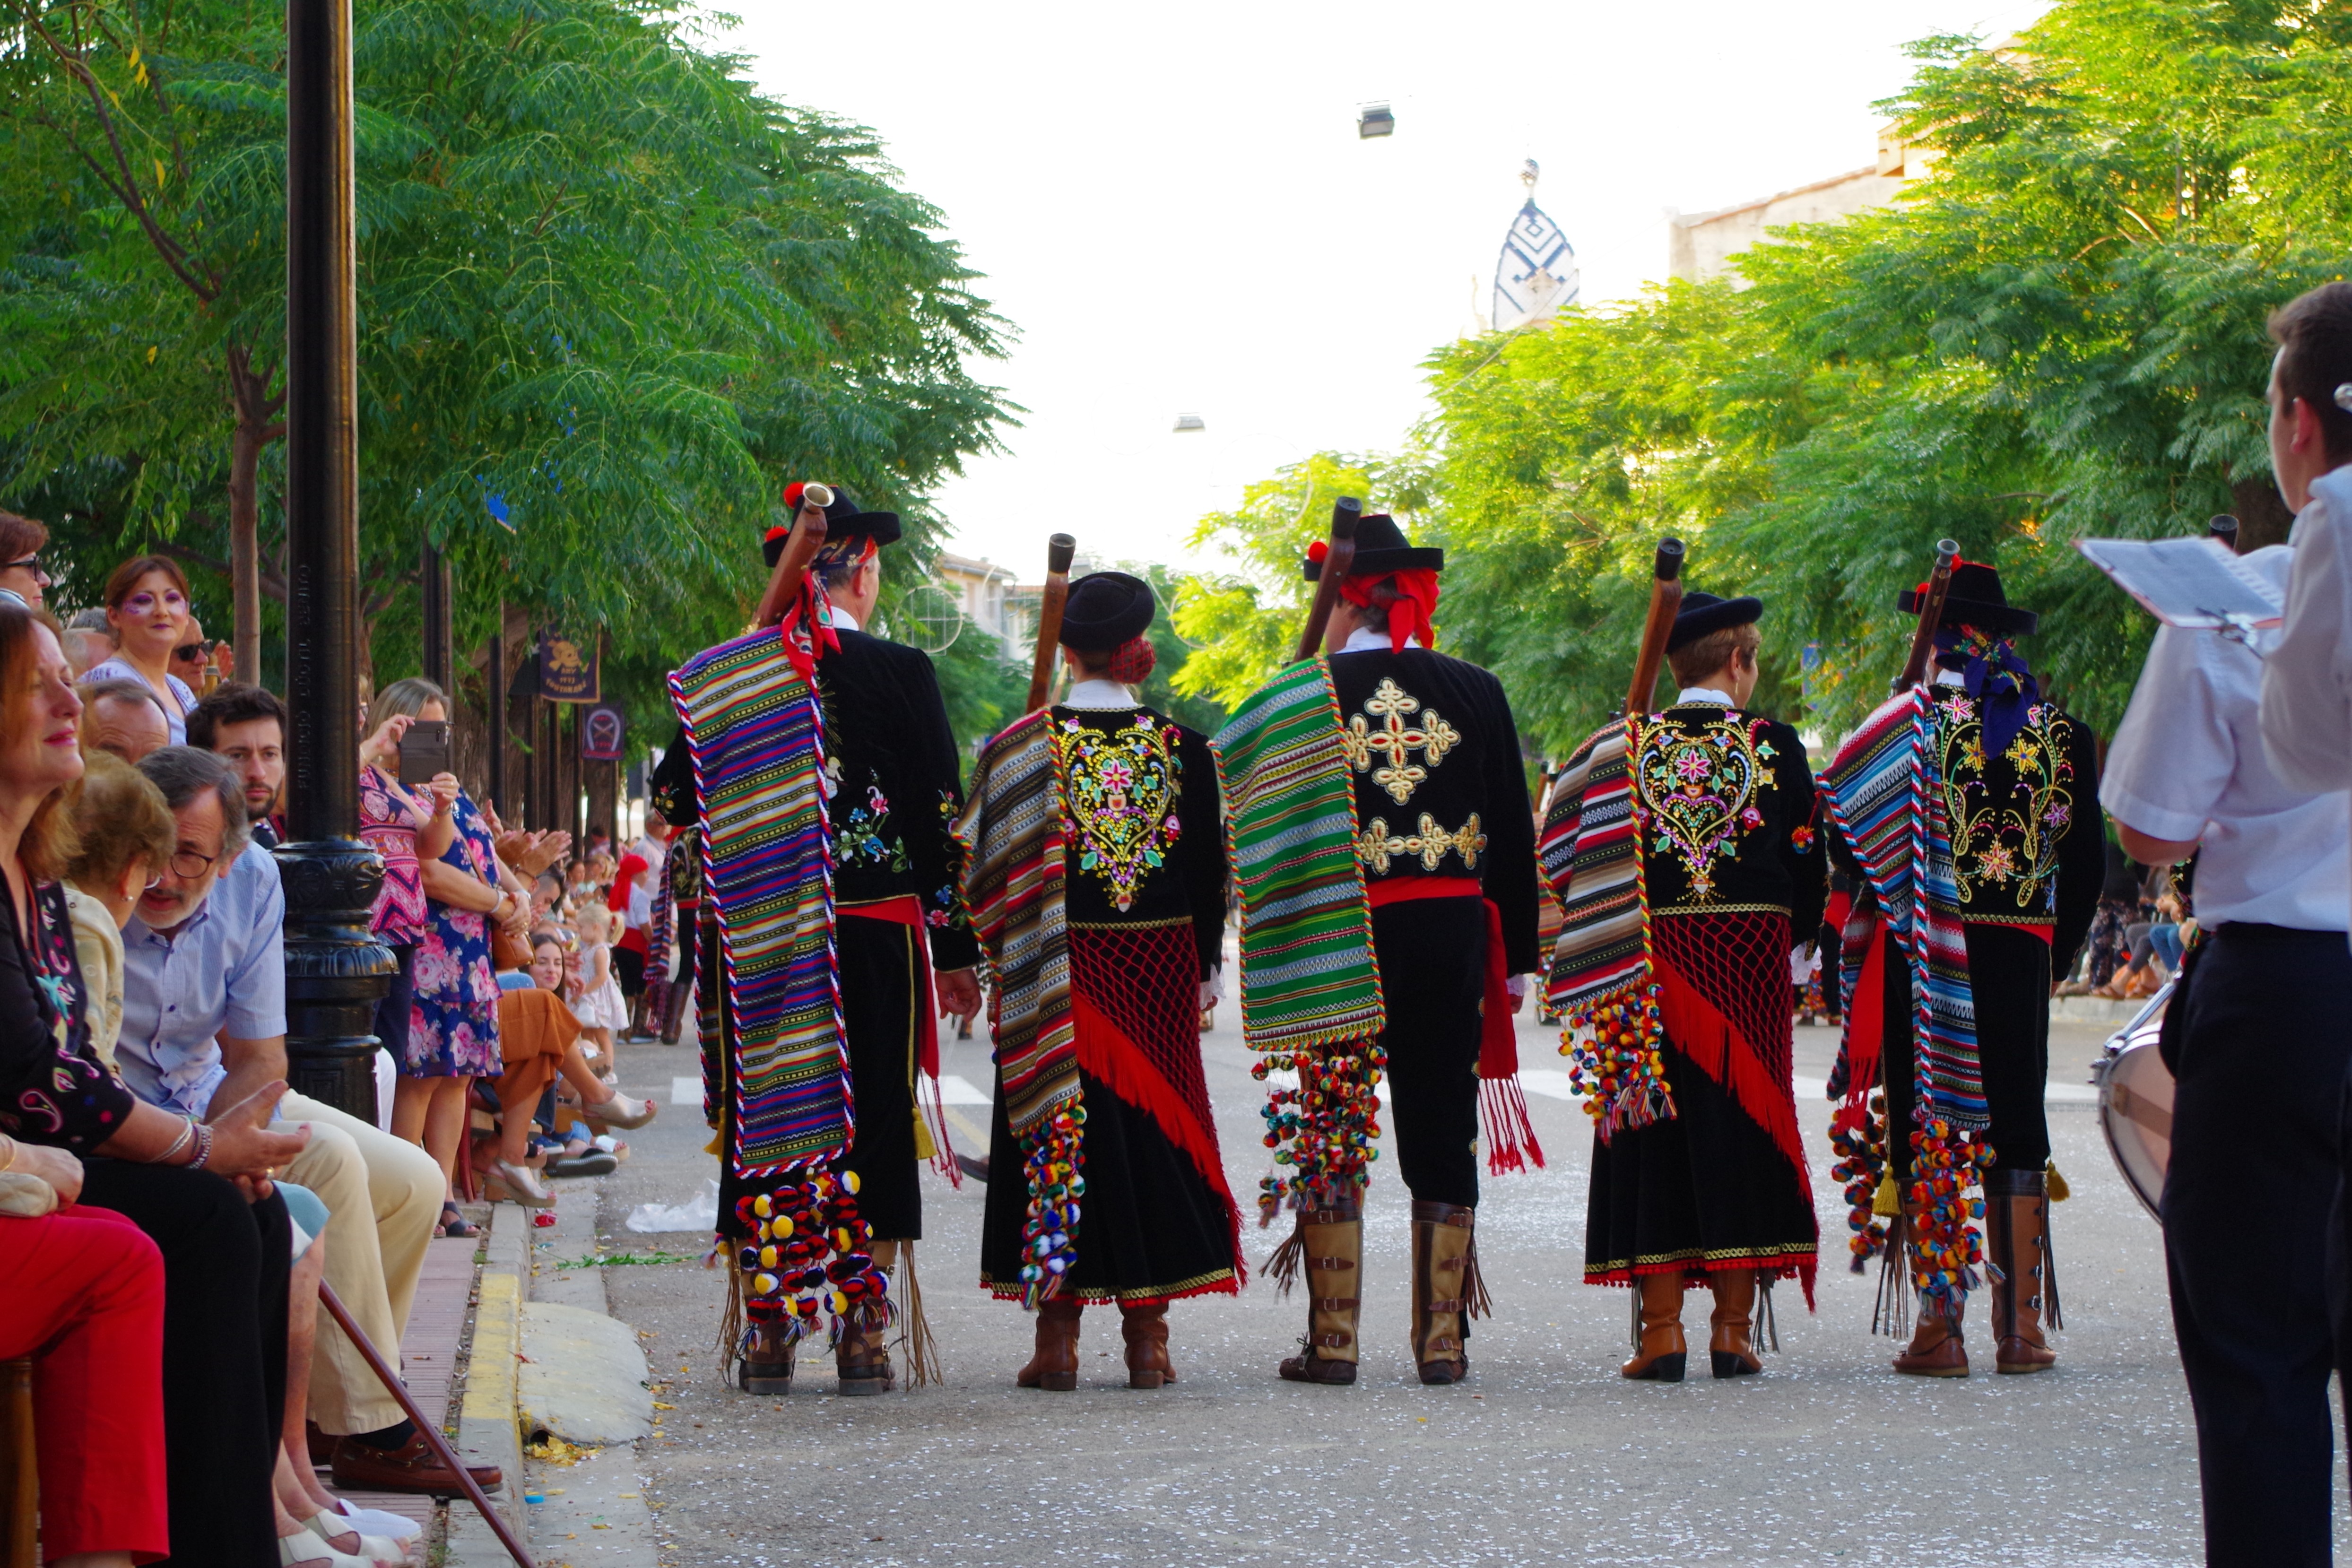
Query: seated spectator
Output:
[[84, 555, 200, 744], [61, 751, 177, 1069], [171, 616, 220, 702], [0, 600, 312, 1568], [120, 746, 482, 1497], [485, 935, 653, 1204], [0, 510, 52, 610], [62, 606, 115, 677], [77, 675, 170, 763], [190, 680, 289, 847]]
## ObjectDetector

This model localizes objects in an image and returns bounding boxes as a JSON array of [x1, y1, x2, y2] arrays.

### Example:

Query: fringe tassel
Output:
[[1464, 1224, 1493, 1320], [893, 1242, 942, 1388], [2043, 1194, 2063, 1332], [1872, 1213, 1911, 1341], [1758, 1275, 1780, 1355], [1629, 1276, 1643, 1353], [717, 1265, 745, 1381], [919, 1075, 963, 1190], [1477, 1074, 1547, 1176], [1262, 1213, 1307, 1299]]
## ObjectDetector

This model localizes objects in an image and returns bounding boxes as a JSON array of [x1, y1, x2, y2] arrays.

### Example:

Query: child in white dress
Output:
[[569, 903, 630, 1058]]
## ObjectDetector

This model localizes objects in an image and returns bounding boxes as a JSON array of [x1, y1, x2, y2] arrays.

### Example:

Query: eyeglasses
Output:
[[5, 556, 49, 582], [165, 846, 217, 881], [120, 590, 188, 615], [172, 641, 212, 664]]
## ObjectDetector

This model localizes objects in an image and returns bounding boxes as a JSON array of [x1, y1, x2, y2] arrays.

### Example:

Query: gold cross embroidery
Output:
[[1354, 812, 1486, 874], [1343, 677, 1461, 804]]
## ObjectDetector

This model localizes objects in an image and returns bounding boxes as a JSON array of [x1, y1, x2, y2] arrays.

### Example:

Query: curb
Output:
[[443, 1210, 528, 1568]]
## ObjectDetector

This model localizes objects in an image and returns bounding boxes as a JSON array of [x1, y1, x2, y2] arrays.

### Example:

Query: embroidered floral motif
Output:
[[1342, 677, 1461, 804], [1934, 693, 2076, 910], [1633, 712, 1776, 901], [1055, 711, 1183, 913], [1354, 812, 1487, 874], [834, 779, 911, 873]]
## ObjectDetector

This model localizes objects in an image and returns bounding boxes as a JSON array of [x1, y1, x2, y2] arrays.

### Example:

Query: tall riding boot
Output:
[[1621, 1272, 1687, 1381], [1707, 1268, 1761, 1378], [1891, 1227, 1970, 1377], [1409, 1200, 1477, 1385], [1120, 1300, 1175, 1389], [1015, 1297, 1084, 1391], [834, 1301, 897, 1395], [1986, 1167, 2058, 1374], [1277, 1202, 1362, 1385], [737, 1314, 796, 1395]]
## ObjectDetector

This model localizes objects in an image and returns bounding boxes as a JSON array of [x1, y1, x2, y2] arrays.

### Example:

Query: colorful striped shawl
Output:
[[1818, 685, 1986, 1129], [1208, 658, 1385, 1053], [952, 708, 1076, 1137], [669, 628, 846, 1178], [1539, 719, 1647, 1010]]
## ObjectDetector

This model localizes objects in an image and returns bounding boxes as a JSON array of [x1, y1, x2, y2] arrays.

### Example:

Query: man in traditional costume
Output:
[[1817, 560, 2102, 1377], [655, 483, 980, 1396], [957, 572, 1241, 1390], [1213, 515, 1541, 1388], [1542, 591, 1825, 1381]]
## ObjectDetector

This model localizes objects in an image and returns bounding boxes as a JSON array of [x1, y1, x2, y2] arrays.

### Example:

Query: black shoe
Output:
[[547, 1152, 620, 1178]]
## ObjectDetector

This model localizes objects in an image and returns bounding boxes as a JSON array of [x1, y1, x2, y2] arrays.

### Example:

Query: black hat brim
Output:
[[1666, 595, 1763, 653], [764, 508, 900, 569], [1059, 571, 1156, 651], [1303, 546, 1446, 580], [1897, 589, 2039, 637]]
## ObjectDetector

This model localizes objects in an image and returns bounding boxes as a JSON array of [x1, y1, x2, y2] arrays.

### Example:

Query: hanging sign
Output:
[[581, 702, 626, 762], [537, 631, 599, 702]]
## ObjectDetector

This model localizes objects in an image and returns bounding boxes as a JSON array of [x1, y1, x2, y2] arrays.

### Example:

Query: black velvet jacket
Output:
[[0, 872, 130, 1154], [1327, 647, 1540, 975], [651, 626, 979, 971], [1049, 703, 1229, 982], [1635, 702, 1826, 941], [1925, 686, 2105, 968]]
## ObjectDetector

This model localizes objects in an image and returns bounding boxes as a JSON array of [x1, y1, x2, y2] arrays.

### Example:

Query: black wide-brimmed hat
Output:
[[1301, 513, 1444, 580], [1896, 559, 2038, 638], [1059, 571, 1155, 651], [764, 482, 902, 568], [1666, 590, 1764, 653]]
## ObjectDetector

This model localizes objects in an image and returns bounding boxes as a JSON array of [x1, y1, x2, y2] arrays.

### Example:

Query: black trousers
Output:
[[613, 943, 646, 999], [837, 912, 922, 1243], [1882, 922, 2052, 1178], [78, 1161, 292, 1568], [2164, 923, 2352, 1568], [1371, 895, 1487, 1209]]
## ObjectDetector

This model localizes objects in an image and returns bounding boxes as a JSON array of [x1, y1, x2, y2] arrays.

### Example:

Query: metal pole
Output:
[[280, 0, 393, 1120]]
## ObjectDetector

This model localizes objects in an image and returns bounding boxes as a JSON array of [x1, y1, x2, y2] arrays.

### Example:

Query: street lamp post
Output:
[[279, 0, 394, 1120]]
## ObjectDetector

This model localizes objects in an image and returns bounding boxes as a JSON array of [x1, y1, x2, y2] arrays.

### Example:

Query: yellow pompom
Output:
[[772, 1215, 793, 1238], [759, 1246, 778, 1269], [842, 1170, 861, 1195], [752, 1195, 773, 1219], [753, 1272, 779, 1295]]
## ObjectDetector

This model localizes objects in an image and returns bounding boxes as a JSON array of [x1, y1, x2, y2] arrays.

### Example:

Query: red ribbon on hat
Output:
[[1338, 569, 1439, 652]]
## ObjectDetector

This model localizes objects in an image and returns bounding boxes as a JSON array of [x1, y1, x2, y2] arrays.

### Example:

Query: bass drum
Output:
[[2092, 980, 2176, 1220]]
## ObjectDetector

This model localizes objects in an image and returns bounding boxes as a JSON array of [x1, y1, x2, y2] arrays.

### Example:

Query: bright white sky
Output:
[[723, 0, 2048, 578]]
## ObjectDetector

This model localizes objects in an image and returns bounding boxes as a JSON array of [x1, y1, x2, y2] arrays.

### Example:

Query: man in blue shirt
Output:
[[120, 747, 494, 1495]]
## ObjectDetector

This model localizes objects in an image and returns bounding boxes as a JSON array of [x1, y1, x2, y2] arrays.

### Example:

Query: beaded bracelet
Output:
[[186, 1122, 215, 1171]]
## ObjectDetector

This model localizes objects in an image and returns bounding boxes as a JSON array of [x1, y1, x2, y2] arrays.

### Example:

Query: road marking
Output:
[[669, 1075, 699, 1106], [937, 1074, 991, 1106]]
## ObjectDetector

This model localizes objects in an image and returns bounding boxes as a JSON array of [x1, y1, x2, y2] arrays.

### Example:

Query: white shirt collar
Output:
[[1675, 686, 1734, 706], [1933, 667, 1965, 687], [1063, 678, 1139, 710], [1341, 627, 1423, 653], [824, 604, 861, 632]]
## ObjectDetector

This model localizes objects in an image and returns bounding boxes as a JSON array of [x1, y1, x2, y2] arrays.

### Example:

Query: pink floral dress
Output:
[[402, 789, 503, 1076]]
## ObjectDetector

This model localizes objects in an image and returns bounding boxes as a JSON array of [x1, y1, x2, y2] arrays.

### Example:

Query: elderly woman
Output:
[[369, 678, 530, 1223], [83, 554, 200, 745], [0, 600, 312, 1568], [60, 751, 178, 1069]]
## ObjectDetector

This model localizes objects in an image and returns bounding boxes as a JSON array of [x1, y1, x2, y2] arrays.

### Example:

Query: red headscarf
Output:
[[1338, 568, 1439, 653]]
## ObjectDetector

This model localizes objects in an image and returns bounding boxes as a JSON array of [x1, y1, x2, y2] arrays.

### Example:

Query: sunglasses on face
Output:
[[121, 591, 189, 615], [173, 641, 213, 664], [5, 556, 50, 582]]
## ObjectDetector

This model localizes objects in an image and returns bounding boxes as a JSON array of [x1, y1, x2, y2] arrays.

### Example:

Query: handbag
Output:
[[492, 921, 532, 973]]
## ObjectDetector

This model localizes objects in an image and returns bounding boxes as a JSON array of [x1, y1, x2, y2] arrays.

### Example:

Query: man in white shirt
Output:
[[2130, 286, 2352, 1561]]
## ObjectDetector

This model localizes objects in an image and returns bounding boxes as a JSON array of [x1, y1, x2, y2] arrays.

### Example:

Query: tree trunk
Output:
[[224, 347, 284, 686], [2231, 474, 2298, 553]]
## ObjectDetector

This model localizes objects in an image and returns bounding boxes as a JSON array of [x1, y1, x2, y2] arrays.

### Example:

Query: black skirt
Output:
[[978, 1065, 1239, 1304], [1583, 1038, 1819, 1289]]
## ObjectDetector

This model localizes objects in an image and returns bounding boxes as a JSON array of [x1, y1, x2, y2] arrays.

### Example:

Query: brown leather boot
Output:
[[737, 1316, 796, 1395], [1120, 1300, 1175, 1389], [1707, 1268, 1762, 1378], [1410, 1200, 1476, 1385], [1015, 1297, 1083, 1391], [1278, 1203, 1362, 1386], [1890, 1226, 1970, 1377], [1986, 1167, 2058, 1374], [835, 1301, 897, 1395], [1621, 1272, 1687, 1381]]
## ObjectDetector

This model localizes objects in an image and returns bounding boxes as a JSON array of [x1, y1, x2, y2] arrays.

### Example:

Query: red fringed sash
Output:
[[838, 894, 959, 1187]]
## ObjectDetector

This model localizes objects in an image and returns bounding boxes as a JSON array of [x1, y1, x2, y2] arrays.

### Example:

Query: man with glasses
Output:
[[0, 510, 51, 609], [117, 747, 484, 1494]]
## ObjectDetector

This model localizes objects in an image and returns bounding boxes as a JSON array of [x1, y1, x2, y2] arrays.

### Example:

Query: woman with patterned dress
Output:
[[1546, 592, 1825, 1382], [962, 572, 1242, 1390]]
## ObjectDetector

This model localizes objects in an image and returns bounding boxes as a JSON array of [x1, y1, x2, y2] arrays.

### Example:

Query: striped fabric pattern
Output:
[[952, 709, 1077, 1136], [1539, 719, 1647, 1009], [670, 627, 848, 1177], [1208, 658, 1385, 1052], [1819, 686, 1986, 1127]]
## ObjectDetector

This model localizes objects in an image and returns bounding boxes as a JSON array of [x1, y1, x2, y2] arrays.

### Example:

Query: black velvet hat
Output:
[[1301, 513, 1444, 579], [1666, 590, 1764, 653], [764, 483, 901, 569], [1059, 571, 1156, 651], [1896, 559, 2039, 638]]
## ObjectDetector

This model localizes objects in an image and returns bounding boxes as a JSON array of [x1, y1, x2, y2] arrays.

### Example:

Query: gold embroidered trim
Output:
[[1632, 710, 1776, 903], [1651, 902, 1791, 918], [1354, 812, 1486, 874], [1930, 693, 2077, 911], [1342, 676, 1461, 804], [1067, 915, 1193, 932]]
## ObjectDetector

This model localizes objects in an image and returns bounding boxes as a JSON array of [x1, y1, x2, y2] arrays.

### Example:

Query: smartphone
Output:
[[397, 719, 451, 788]]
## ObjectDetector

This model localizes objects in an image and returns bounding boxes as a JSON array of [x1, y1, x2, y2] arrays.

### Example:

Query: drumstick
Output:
[[1293, 497, 1363, 662], [1624, 538, 1685, 718], [752, 484, 833, 631], [1024, 535, 1078, 712]]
